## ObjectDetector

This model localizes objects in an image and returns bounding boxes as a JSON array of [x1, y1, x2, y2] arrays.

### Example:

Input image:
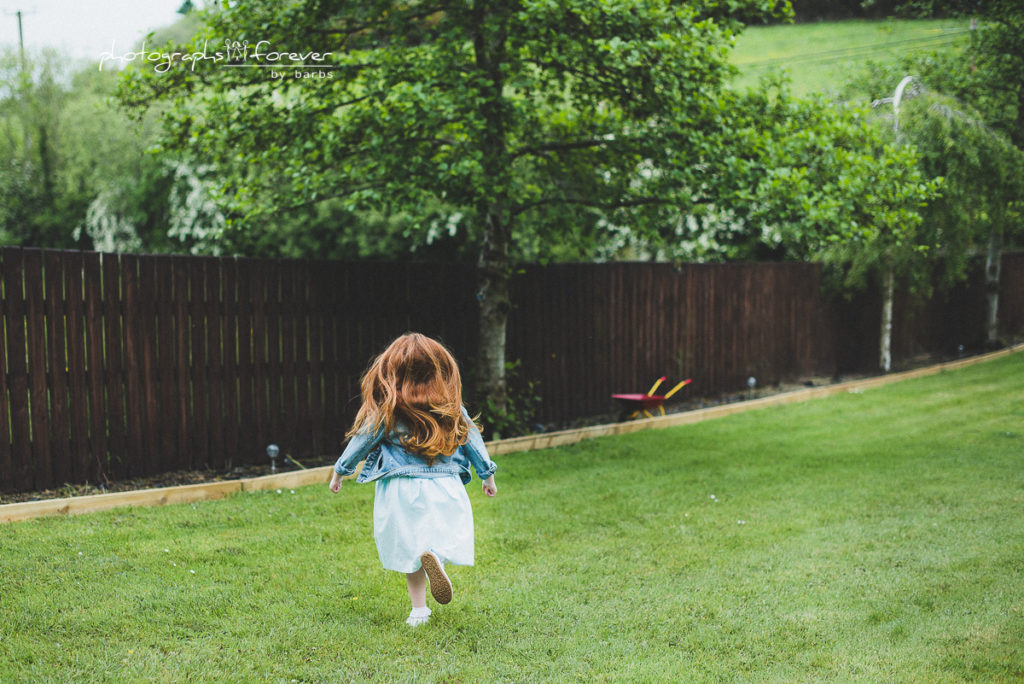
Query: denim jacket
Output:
[[333, 407, 497, 485]]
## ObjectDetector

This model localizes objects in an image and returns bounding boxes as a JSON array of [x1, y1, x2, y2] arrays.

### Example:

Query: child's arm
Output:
[[461, 407, 497, 494], [328, 425, 383, 494]]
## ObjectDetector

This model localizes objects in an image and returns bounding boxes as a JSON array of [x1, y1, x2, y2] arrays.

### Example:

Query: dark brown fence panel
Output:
[[248, 259, 270, 461], [80, 252, 104, 484], [101, 254, 128, 480], [999, 252, 1024, 340], [264, 261, 284, 453], [15, 251, 45, 491], [138, 256, 162, 473], [43, 251, 71, 488], [220, 258, 241, 468], [305, 261, 328, 458], [279, 262, 300, 464], [234, 258, 260, 463], [171, 256, 191, 471], [315, 261, 359, 450], [187, 259, 209, 470], [205, 258, 227, 471], [3, 249, 33, 492], [154, 256, 179, 473], [309, 261, 339, 451], [0, 253, 11, 487], [24, 250, 52, 490], [121, 255, 146, 477]]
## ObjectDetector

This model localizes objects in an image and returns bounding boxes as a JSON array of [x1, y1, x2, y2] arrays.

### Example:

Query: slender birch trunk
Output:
[[985, 227, 1003, 347], [880, 261, 895, 373]]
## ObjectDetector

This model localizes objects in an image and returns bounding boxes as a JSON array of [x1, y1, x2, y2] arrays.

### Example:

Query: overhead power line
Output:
[[735, 29, 971, 71]]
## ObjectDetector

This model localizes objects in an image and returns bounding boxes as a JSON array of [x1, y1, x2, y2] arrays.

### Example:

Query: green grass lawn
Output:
[[731, 19, 973, 97], [1, 352, 1022, 682]]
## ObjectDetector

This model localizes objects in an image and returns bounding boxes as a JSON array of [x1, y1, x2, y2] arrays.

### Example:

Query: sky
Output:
[[0, 0, 185, 63]]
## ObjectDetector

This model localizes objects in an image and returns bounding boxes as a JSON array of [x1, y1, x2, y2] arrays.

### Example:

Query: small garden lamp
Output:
[[747, 376, 756, 400], [267, 444, 280, 473]]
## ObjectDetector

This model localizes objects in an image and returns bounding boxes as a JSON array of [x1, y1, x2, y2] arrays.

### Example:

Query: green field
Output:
[[1, 352, 1022, 682], [731, 19, 973, 97]]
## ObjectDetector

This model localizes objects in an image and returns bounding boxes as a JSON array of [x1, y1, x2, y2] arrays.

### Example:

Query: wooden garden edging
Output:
[[2, 343, 1020, 524], [0, 468, 331, 523]]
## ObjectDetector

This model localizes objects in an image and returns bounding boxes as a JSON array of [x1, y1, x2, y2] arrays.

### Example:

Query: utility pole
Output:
[[16, 9, 25, 72], [4, 7, 39, 66], [5, 8, 35, 152], [3, 8, 30, 72]]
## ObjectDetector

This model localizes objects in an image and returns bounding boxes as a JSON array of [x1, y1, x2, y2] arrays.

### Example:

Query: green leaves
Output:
[[705, 81, 944, 293], [114, 0, 788, 263], [844, 38, 1024, 291]]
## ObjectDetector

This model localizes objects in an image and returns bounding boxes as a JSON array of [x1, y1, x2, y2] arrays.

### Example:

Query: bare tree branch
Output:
[[512, 195, 674, 217], [512, 138, 615, 159]]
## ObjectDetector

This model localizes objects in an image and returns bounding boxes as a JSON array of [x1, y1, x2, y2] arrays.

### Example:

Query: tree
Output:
[[0, 48, 213, 253], [967, 1, 1024, 147], [961, 1, 1024, 346], [0, 48, 82, 248], [714, 80, 940, 371], [897, 92, 1024, 346], [842, 0, 1024, 348], [118, 0, 791, 413]]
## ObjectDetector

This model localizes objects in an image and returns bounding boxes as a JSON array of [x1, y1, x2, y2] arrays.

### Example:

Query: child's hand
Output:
[[329, 472, 343, 493], [482, 475, 497, 498]]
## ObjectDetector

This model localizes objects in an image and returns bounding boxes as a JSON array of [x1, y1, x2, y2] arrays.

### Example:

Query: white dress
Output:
[[373, 475, 475, 573]]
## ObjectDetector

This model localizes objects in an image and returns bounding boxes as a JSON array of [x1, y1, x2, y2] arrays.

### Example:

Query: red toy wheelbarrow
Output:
[[612, 376, 692, 420]]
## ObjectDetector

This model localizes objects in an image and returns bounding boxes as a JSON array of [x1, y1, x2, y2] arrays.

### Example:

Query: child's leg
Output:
[[406, 568, 427, 608], [405, 569, 431, 626]]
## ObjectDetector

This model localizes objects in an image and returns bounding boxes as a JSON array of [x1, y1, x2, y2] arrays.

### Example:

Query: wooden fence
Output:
[[1, 247, 1021, 494], [507, 262, 836, 423], [0, 248, 477, 493]]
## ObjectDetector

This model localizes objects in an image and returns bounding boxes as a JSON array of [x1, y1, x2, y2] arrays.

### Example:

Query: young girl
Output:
[[329, 333, 498, 627]]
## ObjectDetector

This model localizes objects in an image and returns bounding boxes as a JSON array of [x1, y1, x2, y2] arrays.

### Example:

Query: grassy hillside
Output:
[[731, 19, 973, 98]]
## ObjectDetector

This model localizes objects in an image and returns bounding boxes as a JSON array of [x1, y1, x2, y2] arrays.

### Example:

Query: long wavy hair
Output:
[[348, 333, 473, 465]]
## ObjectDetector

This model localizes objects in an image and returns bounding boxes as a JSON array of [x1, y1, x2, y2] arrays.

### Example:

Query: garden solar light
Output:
[[747, 376, 756, 400], [267, 444, 280, 473]]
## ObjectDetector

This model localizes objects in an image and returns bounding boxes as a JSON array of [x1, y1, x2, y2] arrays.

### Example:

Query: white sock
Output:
[[406, 606, 431, 627]]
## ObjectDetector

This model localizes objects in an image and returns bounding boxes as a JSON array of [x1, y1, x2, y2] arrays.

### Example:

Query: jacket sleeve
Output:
[[334, 425, 384, 477], [461, 407, 497, 481]]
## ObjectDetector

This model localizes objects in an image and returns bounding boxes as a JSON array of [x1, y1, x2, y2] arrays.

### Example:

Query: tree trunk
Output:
[[476, 210, 510, 414], [879, 262, 894, 373], [985, 226, 1003, 347], [471, 3, 512, 416]]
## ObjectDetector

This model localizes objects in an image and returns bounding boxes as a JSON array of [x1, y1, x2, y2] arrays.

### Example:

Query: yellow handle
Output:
[[663, 378, 692, 399], [647, 376, 666, 396]]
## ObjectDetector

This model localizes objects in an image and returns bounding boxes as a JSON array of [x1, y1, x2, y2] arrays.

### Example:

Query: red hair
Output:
[[348, 333, 473, 464]]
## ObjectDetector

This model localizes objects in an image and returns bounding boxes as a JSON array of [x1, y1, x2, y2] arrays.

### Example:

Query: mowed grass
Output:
[[1, 353, 1022, 682], [731, 18, 973, 97]]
